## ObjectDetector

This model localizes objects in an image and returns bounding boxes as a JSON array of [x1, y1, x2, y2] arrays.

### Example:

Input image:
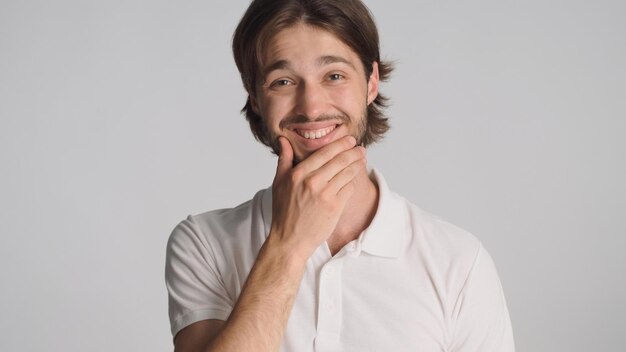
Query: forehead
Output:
[[261, 23, 362, 71]]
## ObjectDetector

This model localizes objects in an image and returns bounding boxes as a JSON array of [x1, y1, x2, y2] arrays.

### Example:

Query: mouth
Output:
[[284, 122, 344, 151], [294, 125, 338, 139]]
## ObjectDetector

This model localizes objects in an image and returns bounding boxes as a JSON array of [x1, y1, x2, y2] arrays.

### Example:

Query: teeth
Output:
[[298, 126, 335, 140]]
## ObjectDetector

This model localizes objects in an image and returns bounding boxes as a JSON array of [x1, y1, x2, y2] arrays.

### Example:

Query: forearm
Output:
[[205, 234, 307, 352], [201, 137, 362, 352]]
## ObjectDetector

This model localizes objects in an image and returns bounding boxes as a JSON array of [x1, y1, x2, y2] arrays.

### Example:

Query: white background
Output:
[[1, 0, 624, 351]]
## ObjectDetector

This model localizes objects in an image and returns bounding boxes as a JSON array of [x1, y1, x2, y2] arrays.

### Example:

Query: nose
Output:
[[294, 81, 328, 119]]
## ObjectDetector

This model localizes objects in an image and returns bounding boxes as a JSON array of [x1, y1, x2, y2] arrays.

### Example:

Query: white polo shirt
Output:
[[166, 169, 515, 352]]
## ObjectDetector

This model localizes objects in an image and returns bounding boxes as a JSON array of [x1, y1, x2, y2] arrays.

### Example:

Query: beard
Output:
[[267, 107, 368, 165]]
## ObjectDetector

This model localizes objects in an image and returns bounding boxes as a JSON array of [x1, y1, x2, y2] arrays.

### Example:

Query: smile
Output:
[[295, 125, 337, 140]]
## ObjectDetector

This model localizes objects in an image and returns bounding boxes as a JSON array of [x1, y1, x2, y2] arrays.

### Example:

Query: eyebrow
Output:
[[262, 55, 356, 82], [317, 55, 356, 70], [262, 59, 291, 81]]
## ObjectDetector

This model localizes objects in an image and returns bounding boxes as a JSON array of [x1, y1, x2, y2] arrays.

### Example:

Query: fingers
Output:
[[336, 175, 357, 204], [274, 137, 293, 182], [312, 145, 365, 185], [326, 155, 366, 196], [275, 135, 365, 200]]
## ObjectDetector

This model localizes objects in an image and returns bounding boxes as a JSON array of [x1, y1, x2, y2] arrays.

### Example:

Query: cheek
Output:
[[260, 95, 294, 128], [330, 86, 366, 112]]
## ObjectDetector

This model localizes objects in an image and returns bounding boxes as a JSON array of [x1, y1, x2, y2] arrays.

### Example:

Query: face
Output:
[[251, 23, 379, 162]]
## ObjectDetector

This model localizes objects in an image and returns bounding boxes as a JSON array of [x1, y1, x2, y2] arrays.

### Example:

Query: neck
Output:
[[327, 166, 379, 254]]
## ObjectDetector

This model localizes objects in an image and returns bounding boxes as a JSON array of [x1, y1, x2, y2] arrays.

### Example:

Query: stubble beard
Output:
[[268, 107, 368, 165]]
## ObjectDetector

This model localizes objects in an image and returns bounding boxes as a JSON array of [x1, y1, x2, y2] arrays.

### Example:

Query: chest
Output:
[[280, 247, 451, 352]]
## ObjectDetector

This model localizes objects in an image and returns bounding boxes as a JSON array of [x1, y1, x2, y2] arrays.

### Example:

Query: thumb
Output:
[[275, 136, 293, 179]]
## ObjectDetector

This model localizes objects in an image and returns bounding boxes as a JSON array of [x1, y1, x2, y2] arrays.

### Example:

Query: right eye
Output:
[[270, 79, 293, 87]]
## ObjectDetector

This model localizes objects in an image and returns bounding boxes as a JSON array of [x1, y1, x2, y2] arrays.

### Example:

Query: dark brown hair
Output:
[[232, 0, 393, 152]]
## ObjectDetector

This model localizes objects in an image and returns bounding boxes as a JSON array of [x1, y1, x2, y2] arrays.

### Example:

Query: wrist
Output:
[[263, 230, 311, 269]]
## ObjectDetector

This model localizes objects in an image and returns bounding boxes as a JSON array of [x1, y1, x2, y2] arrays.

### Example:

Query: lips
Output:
[[294, 125, 337, 139]]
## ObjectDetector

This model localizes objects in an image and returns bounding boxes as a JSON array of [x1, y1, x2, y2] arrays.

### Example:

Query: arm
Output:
[[449, 245, 516, 352], [174, 238, 304, 352], [174, 320, 224, 352], [174, 136, 365, 352]]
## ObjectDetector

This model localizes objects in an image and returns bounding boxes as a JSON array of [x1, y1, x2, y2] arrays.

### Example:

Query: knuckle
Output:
[[345, 165, 358, 178], [343, 149, 360, 163], [343, 148, 361, 162], [303, 176, 317, 191], [335, 155, 355, 169], [320, 189, 334, 203], [354, 158, 366, 168], [334, 153, 349, 166], [323, 197, 339, 211], [352, 147, 366, 159], [290, 168, 304, 182], [309, 173, 323, 185]]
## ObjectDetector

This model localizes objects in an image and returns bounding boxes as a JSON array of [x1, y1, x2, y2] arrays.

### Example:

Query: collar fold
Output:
[[358, 169, 407, 258]]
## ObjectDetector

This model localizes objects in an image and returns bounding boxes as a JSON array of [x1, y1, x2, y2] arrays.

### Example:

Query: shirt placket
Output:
[[313, 241, 361, 352], [315, 257, 343, 351]]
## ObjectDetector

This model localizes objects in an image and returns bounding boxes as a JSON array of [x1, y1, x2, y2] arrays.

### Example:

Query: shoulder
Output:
[[408, 201, 481, 255], [167, 187, 271, 254], [400, 197, 484, 278], [398, 198, 503, 307]]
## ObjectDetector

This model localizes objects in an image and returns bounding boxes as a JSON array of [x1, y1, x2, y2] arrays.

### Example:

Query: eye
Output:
[[328, 73, 344, 81], [270, 79, 293, 87]]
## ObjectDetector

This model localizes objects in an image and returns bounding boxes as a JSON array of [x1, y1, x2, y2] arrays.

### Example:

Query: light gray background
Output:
[[1, 0, 624, 351]]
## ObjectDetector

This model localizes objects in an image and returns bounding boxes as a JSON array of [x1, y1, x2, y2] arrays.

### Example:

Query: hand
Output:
[[269, 135, 366, 260]]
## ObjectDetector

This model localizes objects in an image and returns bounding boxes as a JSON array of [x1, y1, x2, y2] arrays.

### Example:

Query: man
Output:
[[165, 0, 515, 351]]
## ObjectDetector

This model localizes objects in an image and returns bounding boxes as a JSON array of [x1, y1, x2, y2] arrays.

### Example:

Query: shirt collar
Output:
[[358, 168, 407, 258], [261, 168, 407, 258]]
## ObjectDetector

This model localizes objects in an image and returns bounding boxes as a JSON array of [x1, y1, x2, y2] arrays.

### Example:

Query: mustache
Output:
[[278, 113, 350, 130]]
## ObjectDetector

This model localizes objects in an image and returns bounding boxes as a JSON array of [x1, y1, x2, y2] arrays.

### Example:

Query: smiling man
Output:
[[165, 1, 515, 351]]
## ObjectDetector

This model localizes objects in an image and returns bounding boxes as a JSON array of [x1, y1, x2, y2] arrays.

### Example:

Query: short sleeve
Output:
[[165, 216, 233, 338], [449, 244, 516, 352]]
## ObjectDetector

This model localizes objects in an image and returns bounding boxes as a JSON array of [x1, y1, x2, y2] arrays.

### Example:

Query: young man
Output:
[[165, 1, 515, 351]]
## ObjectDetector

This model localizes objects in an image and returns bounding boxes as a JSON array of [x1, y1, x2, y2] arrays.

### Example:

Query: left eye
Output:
[[328, 74, 343, 80]]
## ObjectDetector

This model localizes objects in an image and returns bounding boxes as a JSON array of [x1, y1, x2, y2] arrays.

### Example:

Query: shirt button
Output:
[[325, 301, 334, 311], [325, 267, 334, 276], [347, 243, 356, 252]]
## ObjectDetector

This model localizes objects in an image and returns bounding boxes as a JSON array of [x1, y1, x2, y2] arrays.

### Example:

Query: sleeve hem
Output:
[[171, 307, 231, 337]]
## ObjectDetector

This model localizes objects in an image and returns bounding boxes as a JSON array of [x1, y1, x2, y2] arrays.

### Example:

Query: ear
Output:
[[367, 61, 380, 105]]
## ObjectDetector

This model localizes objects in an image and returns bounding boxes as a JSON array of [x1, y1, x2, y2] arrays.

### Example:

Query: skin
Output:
[[174, 22, 380, 352]]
